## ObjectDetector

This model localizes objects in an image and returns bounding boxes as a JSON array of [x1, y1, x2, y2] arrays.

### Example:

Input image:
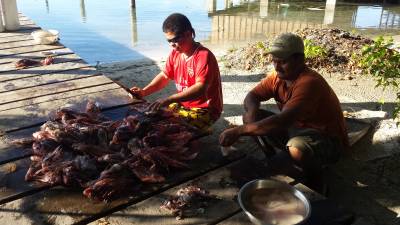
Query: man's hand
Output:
[[147, 98, 172, 112], [219, 127, 242, 147], [130, 86, 144, 98]]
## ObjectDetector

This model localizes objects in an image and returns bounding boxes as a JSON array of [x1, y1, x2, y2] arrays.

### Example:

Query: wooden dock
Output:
[[0, 15, 354, 225]]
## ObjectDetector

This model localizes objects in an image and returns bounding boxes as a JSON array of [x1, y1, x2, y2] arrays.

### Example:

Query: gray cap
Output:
[[268, 33, 304, 59]]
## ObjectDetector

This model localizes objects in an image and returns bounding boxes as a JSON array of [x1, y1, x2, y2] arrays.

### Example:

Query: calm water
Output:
[[17, 0, 400, 64]]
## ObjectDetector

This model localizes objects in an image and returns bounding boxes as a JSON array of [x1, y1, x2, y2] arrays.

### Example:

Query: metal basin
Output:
[[238, 179, 311, 225]]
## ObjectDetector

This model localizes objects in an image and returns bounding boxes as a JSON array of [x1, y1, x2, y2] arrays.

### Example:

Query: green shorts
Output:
[[286, 128, 341, 165]]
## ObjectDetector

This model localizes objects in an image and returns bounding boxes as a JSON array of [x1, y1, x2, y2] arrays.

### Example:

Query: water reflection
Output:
[[18, 0, 400, 63], [80, 0, 86, 23], [130, 0, 137, 46], [45, 0, 49, 14], [207, 0, 400, 45]]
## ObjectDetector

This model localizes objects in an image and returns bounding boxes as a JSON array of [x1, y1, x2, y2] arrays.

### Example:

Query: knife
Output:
[[113, 80, 144, 102]]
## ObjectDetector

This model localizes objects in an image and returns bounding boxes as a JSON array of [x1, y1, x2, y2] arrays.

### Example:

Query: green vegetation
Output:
[[227, 46, 238, 53], [303, 39, 327, 59], [255, 41, 268, 52], [358, 36, 400, 120]]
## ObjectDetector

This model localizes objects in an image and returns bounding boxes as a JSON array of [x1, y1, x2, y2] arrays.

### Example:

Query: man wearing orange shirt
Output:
[[130, 13, 223, 131], [219, 33, 348, 193]]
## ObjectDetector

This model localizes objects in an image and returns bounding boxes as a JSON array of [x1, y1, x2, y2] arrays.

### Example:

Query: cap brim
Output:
[[268, 49, 291, 59]]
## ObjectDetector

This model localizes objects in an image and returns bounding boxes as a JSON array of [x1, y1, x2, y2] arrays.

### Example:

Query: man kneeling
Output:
[[219, 33, 349, 193]]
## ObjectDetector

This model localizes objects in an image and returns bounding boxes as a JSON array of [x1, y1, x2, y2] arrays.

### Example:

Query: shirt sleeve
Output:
[[251, 73, 276, 101]]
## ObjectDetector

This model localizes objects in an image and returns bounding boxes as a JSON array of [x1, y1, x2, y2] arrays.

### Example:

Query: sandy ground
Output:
[[97, 44, 400, 224]]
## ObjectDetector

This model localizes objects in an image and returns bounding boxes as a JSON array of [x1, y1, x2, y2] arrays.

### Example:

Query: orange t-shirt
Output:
[[252, 68, 349, 149]]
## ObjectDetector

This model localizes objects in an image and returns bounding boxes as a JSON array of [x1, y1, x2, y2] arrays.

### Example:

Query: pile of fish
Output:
[[13, 101, 202, 202], [161, 185, 219, 220]]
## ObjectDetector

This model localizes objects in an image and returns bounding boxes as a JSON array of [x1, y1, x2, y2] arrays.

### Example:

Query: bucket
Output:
[[238, 179, 311, 225]]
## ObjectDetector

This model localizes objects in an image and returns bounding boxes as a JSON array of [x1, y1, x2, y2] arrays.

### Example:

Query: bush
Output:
[[358, 36, 400, 120], [304, 39, 327, 59]]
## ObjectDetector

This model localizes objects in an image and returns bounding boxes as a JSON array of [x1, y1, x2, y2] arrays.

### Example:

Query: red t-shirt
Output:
[[164, 45, 223, 121], [252, 68, 349, 149]]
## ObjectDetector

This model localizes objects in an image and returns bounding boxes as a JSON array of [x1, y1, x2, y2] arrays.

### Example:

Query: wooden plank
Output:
[[0, 35, 33, 44], [0, 158, 39, 198], [0, 127, 40, 163], [18, 24, 40, 31], [0, 60, 90, 82], [0, 39, 41, 50], [0, 53, 82, 73], [88, 154, 269, 225], [0, 29, 40, 38], [0, 82, 118, 111], [0, 67, 98, 93], [0, 84, 132, 132], [19, 19, 36, 26], [345, 118, 371, 147], [0, 47, 72, 64], [0, 43, 65, 56], [0, 134, 257, 224], [217, 211, 251, 225], [0, 75, 113, 104]]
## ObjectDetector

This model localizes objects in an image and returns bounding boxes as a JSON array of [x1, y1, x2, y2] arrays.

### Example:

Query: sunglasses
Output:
[[166, 34, 182, 43]]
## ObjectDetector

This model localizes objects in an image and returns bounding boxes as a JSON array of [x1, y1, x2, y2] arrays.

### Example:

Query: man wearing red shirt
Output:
[[130, 13, 223, 131]]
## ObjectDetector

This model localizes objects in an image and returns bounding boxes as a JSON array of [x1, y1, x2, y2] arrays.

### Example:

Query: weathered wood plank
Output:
[[217, 211, 251, 225], [0, 158, 39, 197], [346, 118, 371, 147], [0, 35, 33, 44], [0, 60, 90, 81], [0, 47, 72, 64], [0, 53, 82, 73], [18, 23, 40, 31], [0, 43, 65, 56], [88, 154, 270, 225], [19, 19, 35, 26], [0, 75, 113, 104], [0, 28, 40, 38], [0, 67, 98, 93], [0, 82, 119, 111], [0, 39, 42, 50], [0, 84, 132, 132], [0, 133, 257, 224], [0, 127, 38, 163]]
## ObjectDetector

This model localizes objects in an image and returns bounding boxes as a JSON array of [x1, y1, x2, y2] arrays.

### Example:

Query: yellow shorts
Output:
[[168, 103, 214, 132]]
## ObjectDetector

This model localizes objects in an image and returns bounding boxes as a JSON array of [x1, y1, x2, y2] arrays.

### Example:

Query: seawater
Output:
[[18, 0, 400, 64]]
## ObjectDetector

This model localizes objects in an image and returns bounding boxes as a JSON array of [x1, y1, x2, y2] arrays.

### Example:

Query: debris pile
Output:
[[222, 28, 374, 77]]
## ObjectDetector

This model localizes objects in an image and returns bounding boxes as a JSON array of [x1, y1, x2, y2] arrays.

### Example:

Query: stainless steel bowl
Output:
[[238, 179, 311, 225]]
